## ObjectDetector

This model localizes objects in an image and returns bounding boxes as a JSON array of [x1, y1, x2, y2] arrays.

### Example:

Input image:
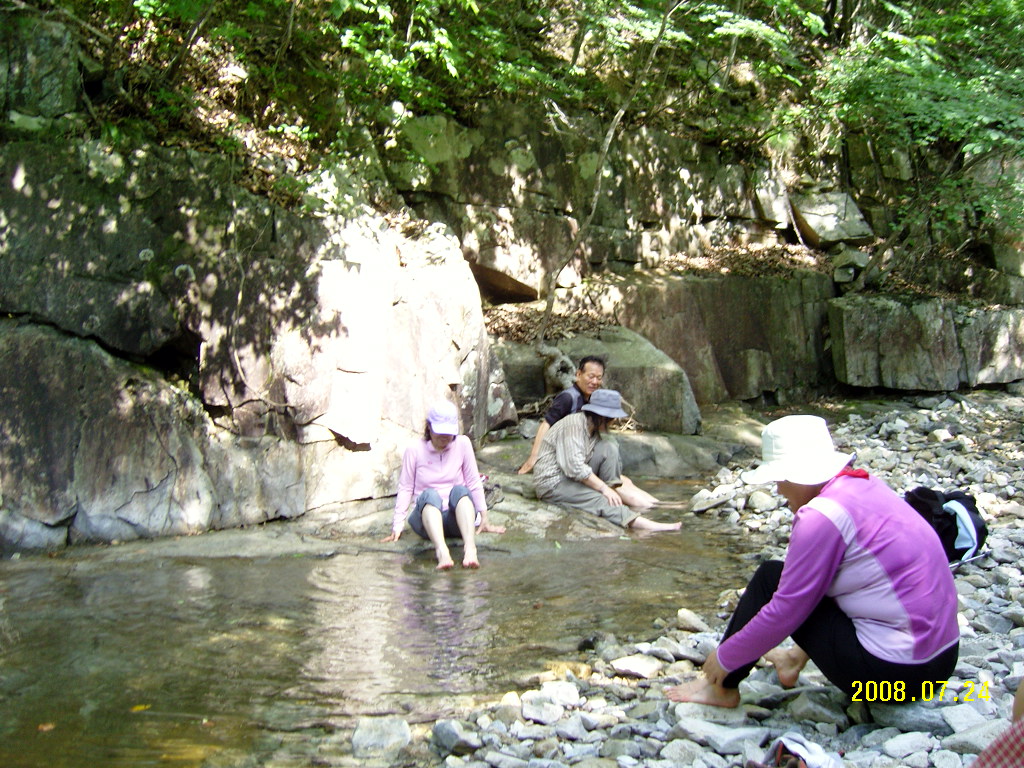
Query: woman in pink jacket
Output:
[[668, 414, 959, 708], [382, 400, 505, 570]]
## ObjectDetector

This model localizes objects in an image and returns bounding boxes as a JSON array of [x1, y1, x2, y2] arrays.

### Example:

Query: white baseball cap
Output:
[[427, 400, 460, 436]]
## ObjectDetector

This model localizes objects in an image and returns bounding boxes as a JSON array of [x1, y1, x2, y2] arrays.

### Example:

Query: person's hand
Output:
[[517, 456, 536, 474], [380, 531, 400, 543], [478, 522, 506, 534], [602, 485, 623, 507], [700, 648, 727, 687]]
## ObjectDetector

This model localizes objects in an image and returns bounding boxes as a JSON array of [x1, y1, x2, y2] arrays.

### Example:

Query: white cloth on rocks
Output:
[[765, 731, 844, 768]]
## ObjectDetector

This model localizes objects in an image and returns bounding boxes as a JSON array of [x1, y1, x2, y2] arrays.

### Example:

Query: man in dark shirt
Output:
[[518, 355, 605, 474]]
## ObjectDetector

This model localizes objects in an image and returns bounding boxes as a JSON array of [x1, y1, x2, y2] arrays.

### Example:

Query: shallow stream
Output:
[[0, 490, 756, 768]]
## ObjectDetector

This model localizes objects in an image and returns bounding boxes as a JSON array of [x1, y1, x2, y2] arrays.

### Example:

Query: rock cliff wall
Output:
[[0, 139, 517, 552]]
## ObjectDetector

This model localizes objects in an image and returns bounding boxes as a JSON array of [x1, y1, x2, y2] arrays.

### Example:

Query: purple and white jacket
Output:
[[718, 472, 959, 672]]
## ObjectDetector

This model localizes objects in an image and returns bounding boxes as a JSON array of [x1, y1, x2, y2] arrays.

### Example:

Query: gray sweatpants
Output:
[[536, 438, 639, 527]]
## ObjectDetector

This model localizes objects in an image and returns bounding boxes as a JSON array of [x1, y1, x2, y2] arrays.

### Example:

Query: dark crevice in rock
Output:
[[142, 328, 202, 395], [332, 433, 371, 452]]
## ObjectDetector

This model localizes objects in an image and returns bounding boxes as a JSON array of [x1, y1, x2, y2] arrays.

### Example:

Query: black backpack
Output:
[[904, 486, 988, 566]]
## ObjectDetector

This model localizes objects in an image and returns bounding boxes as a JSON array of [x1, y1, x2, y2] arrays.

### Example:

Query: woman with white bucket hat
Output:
[[667, 414, 959, 707]]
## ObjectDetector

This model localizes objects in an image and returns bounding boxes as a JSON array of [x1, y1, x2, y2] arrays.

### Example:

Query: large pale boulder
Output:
[[0, 135, 518, 551], [0, 323, 304, 552], [790, 192, 874, 248]]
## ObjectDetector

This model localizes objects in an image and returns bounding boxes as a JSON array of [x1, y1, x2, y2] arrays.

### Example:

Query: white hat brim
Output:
[[741, 451, 854, 486]]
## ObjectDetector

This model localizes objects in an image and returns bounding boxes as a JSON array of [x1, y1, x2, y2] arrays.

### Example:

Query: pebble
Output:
[[421, 393, 1024, 765]]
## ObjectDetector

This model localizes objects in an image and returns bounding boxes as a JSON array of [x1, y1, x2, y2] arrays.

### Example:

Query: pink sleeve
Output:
[[717, 510, 847, 672], [457, 436, 488, 513], [392, 443, 419, 534]]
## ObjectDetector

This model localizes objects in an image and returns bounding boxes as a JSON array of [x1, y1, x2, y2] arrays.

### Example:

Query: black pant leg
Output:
[[720, 560, 784, 688]]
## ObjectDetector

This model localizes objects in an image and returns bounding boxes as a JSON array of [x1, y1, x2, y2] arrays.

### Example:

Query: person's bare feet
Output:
[[664, 678, 741, 708], [435, 547, 455, 570], [462, 545, 480, 568], [764, 647, 808, 688], [630, 517, 683, 532]]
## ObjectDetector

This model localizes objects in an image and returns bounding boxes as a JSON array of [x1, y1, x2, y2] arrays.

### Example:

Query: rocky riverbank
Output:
[[349, 389, 1024, 768]]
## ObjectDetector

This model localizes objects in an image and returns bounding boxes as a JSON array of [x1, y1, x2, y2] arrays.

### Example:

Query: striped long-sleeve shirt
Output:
[[533, 412, 599, 493]]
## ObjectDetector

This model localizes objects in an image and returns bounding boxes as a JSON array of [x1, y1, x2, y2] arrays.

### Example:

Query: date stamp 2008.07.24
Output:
[[851, 680, 991, 703]]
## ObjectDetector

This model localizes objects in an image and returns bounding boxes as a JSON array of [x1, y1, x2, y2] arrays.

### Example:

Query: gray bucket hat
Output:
[[582, 389, 628, 419]]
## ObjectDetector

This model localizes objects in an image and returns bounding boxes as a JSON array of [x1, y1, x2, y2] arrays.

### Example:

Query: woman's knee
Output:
[[750, 559, 785, 588], [419, 504, 444, 528], [417, 489, 444, 510], [448, 485, 473, 509]]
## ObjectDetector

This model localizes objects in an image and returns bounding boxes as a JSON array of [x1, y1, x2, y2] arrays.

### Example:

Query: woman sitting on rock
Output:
[[382, 400, 505, 569], [532, 389, 681, 533], [667, 414, 959, 707]]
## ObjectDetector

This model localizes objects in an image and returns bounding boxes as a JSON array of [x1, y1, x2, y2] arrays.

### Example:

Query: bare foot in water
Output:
[[462, 545, 480, 568], [435, 547, 455, 570], [764, 647, 809, 688], [665, 678, 741, 708], [630, 516, 683, 532]]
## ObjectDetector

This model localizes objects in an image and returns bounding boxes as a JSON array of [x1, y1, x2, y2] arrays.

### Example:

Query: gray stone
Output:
[[969, 611, 1015, 636], [554, 714, 589, 742], [901, 751, 930, 768], [881, 731, 934, 758], [861, 726, 907, 748], [598, 739, 640, 759], [483, 750, 530, 768], [868, 702, 956, 738], [610, 654, 664, 679], [669, 718, 769, 755], [540, 680, 580, 708], [788, 690, 849, 727], [511, 721, 551, 741], [675, 608, 713, 632], [939, 720, 1008, 754], [351, 716, 412, 756], [930, 749, 963, 768], [941, 704, 989, 733], [434, 719, 484, 755], [746, 490, 778, 512], [672, 701, 748, 726], [659, 738, 705, 763], [521, 691, 565, 725], [526, 760, 568, 768]]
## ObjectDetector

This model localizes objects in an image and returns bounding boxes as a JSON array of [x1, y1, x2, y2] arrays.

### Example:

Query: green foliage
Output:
[[132, 0, 204, 22], [56, 0, 1024, 263], [807, 1, 1024, 256]]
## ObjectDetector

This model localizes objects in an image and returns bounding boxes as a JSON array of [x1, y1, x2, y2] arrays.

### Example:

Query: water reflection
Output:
[[0, 513, 755, 767]]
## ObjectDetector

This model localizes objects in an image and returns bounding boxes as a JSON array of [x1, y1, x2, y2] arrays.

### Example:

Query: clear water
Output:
[[0, 502, 755, 767]]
